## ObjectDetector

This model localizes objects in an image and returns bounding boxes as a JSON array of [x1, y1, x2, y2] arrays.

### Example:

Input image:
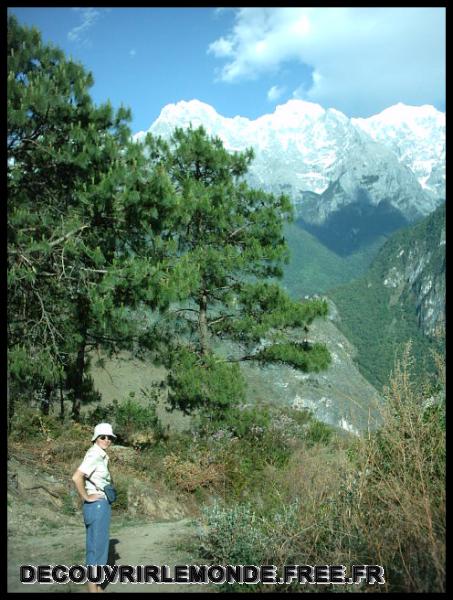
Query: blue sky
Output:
[[8, 7, 446, 135]]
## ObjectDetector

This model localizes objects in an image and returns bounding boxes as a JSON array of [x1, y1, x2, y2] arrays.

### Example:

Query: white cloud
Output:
[[267, 85, 286, 102], [68, 8, 101, 45], [208, 36, 234, 58], [209, 7, 445, 116]]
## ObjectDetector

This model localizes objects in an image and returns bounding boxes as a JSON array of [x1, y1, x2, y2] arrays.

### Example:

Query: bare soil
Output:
[[8, 451, 215, 593], [8, 517, 214, 593]]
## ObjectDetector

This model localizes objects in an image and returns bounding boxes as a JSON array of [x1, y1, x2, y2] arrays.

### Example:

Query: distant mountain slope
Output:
[[238, 309, 383, 434], [328, 203, 445, 388], [281, 222, 386, 297]]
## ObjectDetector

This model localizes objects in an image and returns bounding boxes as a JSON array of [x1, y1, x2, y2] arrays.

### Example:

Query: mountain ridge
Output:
[[134, 99, 444, 236]]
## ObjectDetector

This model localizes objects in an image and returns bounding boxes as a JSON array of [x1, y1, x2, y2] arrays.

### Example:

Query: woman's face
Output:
[[95, 435, 113, 450]]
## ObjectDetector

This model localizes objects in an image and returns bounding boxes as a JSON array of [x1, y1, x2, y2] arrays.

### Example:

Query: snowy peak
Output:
[[142, 99, 363, 193], [158, 99, 222, 123], [352, 103, 445, 198], [134, 100, 224, 140], [354, 102, 444, 129], [273, 99, 326, 121], [134, 99, 445, 225]]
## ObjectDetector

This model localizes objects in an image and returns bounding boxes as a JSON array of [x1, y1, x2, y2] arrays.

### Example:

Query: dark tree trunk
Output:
[[7, 370, 13, 435], [40, 383, 52, 416], [71, 295, 89, 421], [71, 339, 86, 421], [59, 373, 65, 422], [198, 291, 210, 356]]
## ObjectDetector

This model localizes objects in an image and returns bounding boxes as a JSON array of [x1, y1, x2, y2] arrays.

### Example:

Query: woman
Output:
[[72, 422, 116, 593]]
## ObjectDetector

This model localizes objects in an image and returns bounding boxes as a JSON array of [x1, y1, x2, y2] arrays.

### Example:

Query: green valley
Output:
[[281, 222, 387, 297]]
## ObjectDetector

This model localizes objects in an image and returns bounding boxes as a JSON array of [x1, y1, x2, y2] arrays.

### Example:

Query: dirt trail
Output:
[[8, 516, 215, 593]]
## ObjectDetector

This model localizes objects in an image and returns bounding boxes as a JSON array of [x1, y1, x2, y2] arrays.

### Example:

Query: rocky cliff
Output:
[[379, 202, 445, 338]]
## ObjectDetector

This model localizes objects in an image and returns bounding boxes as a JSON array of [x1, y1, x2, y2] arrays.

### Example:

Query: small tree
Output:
[[138, 126, 330, 422]]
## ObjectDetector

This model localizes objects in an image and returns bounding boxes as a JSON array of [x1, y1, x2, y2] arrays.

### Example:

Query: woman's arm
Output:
[[71, 469, 103, 502]]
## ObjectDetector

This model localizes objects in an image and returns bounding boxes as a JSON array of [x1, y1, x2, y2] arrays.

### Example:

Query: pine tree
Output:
[[7, 16, 171, 421], [138, 126, 331, 422]]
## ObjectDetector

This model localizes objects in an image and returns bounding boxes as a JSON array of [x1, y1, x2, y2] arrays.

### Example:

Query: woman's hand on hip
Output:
[[85, 494, 104, 502]]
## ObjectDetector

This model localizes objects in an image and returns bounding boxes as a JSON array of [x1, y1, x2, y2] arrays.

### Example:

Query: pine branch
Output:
[[48, 224, 89, 248]]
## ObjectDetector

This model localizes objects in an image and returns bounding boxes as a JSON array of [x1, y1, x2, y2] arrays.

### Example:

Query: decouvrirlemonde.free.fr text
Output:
[[21, 564, 385, 585]]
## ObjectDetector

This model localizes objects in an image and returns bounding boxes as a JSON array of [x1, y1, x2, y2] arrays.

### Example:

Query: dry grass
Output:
[[163, 451, 226, 492], [218, 344, 446, 593], [273, 345, 445, 592], [349, 345, 446, 592]]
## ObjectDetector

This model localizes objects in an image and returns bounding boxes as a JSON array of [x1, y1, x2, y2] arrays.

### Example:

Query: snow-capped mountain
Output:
[[133, 99, 445, 228], [352, 103, 445, 201]]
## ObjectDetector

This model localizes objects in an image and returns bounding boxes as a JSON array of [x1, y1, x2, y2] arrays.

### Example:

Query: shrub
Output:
[[85, 393, 164, 448], [197, 500, 268, 565], [163, 451, 225, 493], [9, 406, 65, 441], [196, 498, 310, 591], [111, 475, 129, 512], [197, 403, 272, 439], [61, 490, 78, 516], [304, 419, 334, 447], [192, 345, 445, 593]]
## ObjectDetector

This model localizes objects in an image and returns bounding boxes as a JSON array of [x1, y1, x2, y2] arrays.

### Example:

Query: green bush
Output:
[[85, 394, 164, 448], [84, 404, 112, 427], [111, 476, 129, 512], [198, 403, 272, 439], [304, 419, 334, 447], [166, 349, 246, 420], [197, 500, 268, 565], [196, 498, 304, 591], [9, 405, 65, 440], [61, 490, 78, 516]]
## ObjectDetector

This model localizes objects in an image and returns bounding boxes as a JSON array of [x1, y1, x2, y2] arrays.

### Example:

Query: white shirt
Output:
[[77, 443, 112, 498]]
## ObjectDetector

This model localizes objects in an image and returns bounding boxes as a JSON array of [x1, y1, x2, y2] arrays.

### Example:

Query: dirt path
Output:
[[8, 516, 215, 593]]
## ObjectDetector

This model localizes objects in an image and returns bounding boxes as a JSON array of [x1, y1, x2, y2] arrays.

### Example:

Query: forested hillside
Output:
[[281, 222, 386, 297], [329, 203, 445, 388]]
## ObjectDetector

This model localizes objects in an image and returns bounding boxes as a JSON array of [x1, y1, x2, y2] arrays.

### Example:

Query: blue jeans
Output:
[[83, 499, 111, 566]]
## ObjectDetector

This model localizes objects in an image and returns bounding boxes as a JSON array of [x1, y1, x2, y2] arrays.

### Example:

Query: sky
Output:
[[8, 7, 446, 135]]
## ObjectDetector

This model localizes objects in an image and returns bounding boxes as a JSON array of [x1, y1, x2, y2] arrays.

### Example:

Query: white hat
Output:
[[92, 423, 117, 442]]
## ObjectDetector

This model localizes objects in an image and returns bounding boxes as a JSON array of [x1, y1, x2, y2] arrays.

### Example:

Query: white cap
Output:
[[91, 423, 117, 442]]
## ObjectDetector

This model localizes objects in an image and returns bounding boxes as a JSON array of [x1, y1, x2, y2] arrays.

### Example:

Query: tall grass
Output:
[[346, 344, 446, 592], [196, 344, 446, 592]]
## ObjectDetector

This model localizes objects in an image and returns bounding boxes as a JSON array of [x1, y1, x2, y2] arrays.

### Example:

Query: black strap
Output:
[[85, 466, 113, 492], [85, 471, 104, 494]]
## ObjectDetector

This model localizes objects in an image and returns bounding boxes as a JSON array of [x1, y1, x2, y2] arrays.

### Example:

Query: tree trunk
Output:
[[59, 373, 65, 422], [198, 292, 210, 356], [71, 295, 89, 421], [40, 383, 52, 416], [71, 339, 86, 421]]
